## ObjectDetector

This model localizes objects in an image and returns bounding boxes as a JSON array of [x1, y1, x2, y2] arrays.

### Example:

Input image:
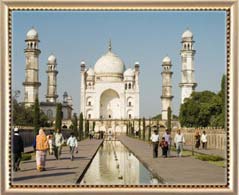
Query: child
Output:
[[159, 137, 168, 158], [67, 133, 78, 161]]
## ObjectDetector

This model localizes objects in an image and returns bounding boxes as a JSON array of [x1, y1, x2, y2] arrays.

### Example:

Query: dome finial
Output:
[[108, 39, 112, 52]]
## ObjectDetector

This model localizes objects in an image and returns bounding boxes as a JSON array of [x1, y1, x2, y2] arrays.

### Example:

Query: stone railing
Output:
[[160, 128, 226, 150]]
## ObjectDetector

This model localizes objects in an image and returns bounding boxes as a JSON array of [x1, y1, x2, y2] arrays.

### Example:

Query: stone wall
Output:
[[160, 128, 226, 150], [14, 127, 71, 147]]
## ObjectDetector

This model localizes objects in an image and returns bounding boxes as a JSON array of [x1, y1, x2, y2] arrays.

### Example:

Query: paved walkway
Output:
[[118, 135, 226, 185], [183, 145, 226, 158], [12, 139, 103, 184]]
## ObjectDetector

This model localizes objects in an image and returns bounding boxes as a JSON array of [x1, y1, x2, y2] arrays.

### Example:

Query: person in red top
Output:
[[159, 137, 168, 158]]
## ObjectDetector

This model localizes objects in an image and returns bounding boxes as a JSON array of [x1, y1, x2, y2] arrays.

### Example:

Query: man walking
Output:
[[67, 133, 78, 161], [150, 130, 160, 158], [13, 127, 24, 171], [174, 129, 185, 157], [53, 129, 64, 160]]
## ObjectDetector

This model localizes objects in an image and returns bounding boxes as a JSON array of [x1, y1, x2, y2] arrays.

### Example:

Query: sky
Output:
[[12, 11, 226, 117]]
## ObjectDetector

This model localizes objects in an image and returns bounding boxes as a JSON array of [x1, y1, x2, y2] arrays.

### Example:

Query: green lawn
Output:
[[21, 153, 32, 161], [171, 147, 225, 168]]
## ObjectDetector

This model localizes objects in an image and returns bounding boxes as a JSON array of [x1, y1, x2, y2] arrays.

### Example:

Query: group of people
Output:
[[35, 128, 79, 171], [150, 129, 186, 158], [195, 130, 208, 150], [151, 129, 209, 158], [13, 127, 79, 172]]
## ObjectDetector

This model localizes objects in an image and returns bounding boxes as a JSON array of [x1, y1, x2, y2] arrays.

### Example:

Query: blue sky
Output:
[[12, 11, 226, 117]]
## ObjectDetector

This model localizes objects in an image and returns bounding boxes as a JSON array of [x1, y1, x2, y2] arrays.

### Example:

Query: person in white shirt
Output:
[[174, 129, 185, 157], [53, 129, 65, 160], [67, 133, 78, 161], [201, 131, 208, 149], [150, 130, 160, 158]]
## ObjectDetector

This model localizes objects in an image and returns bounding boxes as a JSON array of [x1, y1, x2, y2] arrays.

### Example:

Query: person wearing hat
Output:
[[13, 127, 24, 172]]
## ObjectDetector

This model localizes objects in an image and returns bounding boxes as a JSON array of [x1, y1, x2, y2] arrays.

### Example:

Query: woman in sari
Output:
[[36, 128, 49, 171]]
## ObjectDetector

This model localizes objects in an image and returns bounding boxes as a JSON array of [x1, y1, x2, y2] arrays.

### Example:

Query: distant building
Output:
[[80, 41, 140, 120]]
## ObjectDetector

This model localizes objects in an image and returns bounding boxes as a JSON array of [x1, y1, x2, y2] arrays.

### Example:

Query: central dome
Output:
[[94, 42, 125, 76]]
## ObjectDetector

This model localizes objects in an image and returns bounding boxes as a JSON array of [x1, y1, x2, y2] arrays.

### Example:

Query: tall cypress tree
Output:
[[85, 120, 89, 138], [126, 122, 128, 135], [79, 112, 83, 140], [138, 118, 141, 139], [72, 113, 78, 138], [148, 118, 151, 141], [167, 107, 172, 131], [142, 117, 146, 140], [93, 121, 96, 131], [128, 121, 131, 136], [33, 97, 40, 136], [55, 103, 62, 131]]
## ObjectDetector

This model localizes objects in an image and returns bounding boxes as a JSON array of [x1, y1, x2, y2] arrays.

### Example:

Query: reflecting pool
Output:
[[80, 141, 161, 185]]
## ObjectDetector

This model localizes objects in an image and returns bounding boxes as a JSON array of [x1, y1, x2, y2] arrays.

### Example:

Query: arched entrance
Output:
[[100, 89, 121, 119]]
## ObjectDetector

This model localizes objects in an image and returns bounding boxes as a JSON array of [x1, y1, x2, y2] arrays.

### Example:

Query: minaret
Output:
[[80, 60, 86, 114], [161, 56, 173, 120], [179, 29, 197, 103], [134, 62, 140, 118], [23, 27, 41, 107], [63, 91, 68, 104], [46, 54, 58, 103]]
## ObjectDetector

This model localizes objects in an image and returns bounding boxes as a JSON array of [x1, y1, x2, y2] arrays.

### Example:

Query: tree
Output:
[[85, 120, 89, 138], [167, 107, 172, 131], [72, 113, 78, 138], [13, 96, 49, 127], [79, 112, 84, 140], [179, 90, 224, 127], [129, 121, 132, 136], [33, 97, 40, 136], [132, 120, 135, 135], [93, 121, 96, 131], [152, 114, 162, 120], [213, 74, 226, 128], [55, 103, 62, 131], [126, 121, 129, 135], [142, 117, 146, 140], [148, 119, 151, 141], [138, 118, 141, 139]]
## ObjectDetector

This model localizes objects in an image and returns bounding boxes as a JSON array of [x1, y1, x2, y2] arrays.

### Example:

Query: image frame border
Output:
[[0, 0, 238, 194]]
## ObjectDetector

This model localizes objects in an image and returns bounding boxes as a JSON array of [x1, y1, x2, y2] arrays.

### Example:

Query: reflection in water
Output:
[[80, 141, 160, 185]]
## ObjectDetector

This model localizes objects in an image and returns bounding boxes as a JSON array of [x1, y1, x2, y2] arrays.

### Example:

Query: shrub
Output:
[[195, 154, 224, 161], [21, 153, 32, 161]]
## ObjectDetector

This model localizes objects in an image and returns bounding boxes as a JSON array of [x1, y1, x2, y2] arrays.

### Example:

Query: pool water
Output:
[[80, 141, 161, 185]]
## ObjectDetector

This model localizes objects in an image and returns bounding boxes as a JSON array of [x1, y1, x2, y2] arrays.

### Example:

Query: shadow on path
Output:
[[13, 172, 75, 182]]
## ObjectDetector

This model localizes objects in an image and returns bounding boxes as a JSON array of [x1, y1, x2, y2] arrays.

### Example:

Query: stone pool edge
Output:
[[118, 138, 166, 184], [76, 139, 104, 184]]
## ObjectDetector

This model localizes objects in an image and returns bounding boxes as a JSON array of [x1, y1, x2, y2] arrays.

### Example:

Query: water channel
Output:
[[80, 140, 162, 185]]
